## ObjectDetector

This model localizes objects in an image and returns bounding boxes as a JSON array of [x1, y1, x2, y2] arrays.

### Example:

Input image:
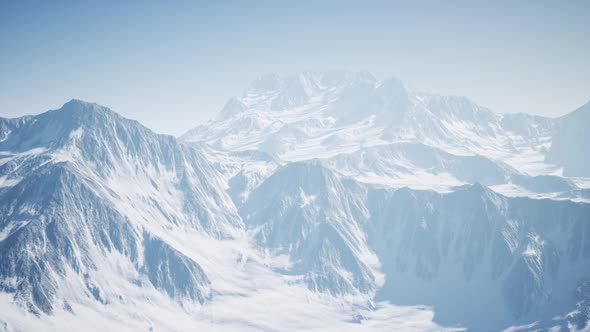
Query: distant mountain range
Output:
[[1, 71, 589, 331]]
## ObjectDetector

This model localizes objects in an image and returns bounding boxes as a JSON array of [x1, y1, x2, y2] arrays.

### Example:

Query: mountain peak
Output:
[[63, 98, 95, 107], [243, 70, 377, 96], [561, 99, 590, 120], [452, 182, 501, 202], [59, 99, 113, 115], [0, 100, 148, 153], [247, 159, 336, 198]]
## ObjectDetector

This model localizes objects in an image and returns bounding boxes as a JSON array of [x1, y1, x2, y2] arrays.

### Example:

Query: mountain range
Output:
[[1, 71, 589, 331]]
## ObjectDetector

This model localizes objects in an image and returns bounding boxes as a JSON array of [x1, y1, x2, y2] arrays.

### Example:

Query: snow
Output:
[[0, 175, 22, 188], [1, 73, 589, 332]]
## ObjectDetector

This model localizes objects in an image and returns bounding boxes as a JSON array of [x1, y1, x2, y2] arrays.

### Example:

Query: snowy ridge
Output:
[[182, 71, 550, 160]]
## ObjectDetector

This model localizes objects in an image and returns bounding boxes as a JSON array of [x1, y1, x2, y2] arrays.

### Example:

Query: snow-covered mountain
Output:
[[239, 160, 590, 330], [1, 71, 589, 331], [241, 160, 379, 297], [0, 100, 241, 316], [182, 70, 589, 201], [367, 183, 590, 330], [181, 71, 554, 161]]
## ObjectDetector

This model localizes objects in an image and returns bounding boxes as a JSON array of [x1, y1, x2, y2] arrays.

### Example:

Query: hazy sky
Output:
[[1, 1, 589, 135]]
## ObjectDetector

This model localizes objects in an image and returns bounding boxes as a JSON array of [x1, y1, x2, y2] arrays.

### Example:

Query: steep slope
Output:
[[240, 160, 379, 297], [0, 100, 241, 314], [546, 101, 590, 177], [367, 184, 590, 330]]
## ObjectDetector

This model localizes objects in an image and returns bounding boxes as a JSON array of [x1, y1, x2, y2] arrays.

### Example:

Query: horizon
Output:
[[3, 72, 590, 139], [1, 1, 589, 135]]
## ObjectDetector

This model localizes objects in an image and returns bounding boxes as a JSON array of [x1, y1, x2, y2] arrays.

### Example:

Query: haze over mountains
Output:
[[1, 71, 589, 331], [183, 71, 590, 200]]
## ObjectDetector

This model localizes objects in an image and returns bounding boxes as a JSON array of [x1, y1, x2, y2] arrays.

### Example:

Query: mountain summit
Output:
[[181, 71, 556, 160]]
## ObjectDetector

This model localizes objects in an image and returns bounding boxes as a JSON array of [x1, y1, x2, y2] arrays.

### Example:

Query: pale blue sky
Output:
[[1, 1, 589, 135]]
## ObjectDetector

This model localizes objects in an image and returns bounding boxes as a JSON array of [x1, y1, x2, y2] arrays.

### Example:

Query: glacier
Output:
[[0, 71, 589, 331]]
